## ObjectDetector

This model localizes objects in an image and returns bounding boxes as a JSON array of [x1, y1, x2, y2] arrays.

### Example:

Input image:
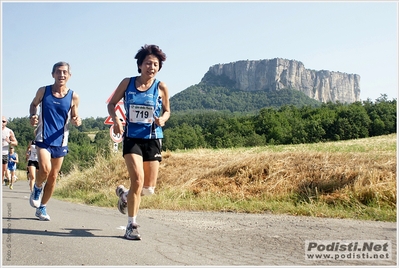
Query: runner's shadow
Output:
[[2, 217, 46, 221], [2, 191, 30, 195], [2, 227, 120, 238]]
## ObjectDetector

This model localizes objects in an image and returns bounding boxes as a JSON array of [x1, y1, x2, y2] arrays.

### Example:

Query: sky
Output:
[[1, 1, 398, 120]]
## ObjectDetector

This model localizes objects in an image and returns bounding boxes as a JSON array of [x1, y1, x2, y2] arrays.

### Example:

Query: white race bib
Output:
[[129, 105, 154, 124]]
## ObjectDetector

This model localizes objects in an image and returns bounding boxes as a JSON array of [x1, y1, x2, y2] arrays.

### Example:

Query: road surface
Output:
[[2, 180, 397, 266]]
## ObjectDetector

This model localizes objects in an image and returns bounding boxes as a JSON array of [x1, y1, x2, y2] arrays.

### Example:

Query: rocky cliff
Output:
[[201, 58, 360, 103]]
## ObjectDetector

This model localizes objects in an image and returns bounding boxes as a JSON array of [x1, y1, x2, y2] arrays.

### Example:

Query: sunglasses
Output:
[[2, 120, 6, 123]]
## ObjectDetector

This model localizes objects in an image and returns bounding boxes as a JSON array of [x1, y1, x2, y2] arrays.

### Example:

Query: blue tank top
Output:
[[7, 153, 17, 170], [35, 85, 73, 146], [124, 77, 163, 139]]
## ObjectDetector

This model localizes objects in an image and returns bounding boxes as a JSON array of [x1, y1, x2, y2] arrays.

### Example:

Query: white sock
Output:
[[128, 216, 137, 226], [141, 186, 155, 196], [35, 184, 43, 190]]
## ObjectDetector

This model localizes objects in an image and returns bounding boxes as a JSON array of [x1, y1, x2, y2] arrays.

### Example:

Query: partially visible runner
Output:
[[108, 44, 170, 240], [6, 146, 18, 189], [26, 136, 39, 192], [2, 116, 18, 185], [28, 61, 81, 221]]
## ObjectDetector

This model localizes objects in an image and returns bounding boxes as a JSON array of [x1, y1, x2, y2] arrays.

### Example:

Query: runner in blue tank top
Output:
[[124, 76, 163, 139], [107, 44, 171, 240], [6, 147, 18, 190], [28, 61, 82, 221]]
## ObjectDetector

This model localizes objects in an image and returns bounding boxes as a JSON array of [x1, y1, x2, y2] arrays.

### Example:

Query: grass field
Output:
[[53, 133, 397, 222]]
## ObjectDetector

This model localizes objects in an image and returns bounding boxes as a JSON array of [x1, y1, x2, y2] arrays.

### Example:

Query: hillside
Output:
[[170, 84, 321, 113]]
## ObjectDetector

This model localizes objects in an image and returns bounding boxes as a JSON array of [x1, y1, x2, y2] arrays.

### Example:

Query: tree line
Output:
[[163, 95, 396, 150], [5, 94, 396, 174]]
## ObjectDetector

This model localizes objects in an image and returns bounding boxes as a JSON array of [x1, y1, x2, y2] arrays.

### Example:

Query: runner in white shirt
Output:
[[2, 116, 18, 185]]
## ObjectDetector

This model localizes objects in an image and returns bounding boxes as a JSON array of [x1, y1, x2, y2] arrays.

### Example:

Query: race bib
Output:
[[129, 105, 154, 124]]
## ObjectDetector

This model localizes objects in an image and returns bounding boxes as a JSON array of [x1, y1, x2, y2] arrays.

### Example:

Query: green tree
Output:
[[364, 95, 397, 136], [332, 102, 371, 140]]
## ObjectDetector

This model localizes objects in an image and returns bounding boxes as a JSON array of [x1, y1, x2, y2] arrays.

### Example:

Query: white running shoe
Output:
[[35, 206, 51, 221], [124, 223, 141, 240], [30, 185, 43, 208]]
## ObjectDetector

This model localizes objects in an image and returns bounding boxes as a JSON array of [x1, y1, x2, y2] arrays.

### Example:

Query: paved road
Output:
[[2, 180, 397, 266]]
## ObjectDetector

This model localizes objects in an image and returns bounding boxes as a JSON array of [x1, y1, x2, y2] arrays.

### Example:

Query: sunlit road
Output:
[[2, 180, 397, 266]]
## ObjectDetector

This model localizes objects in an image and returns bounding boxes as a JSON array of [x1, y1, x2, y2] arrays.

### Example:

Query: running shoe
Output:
[[9, 184, 13, 190], [115, 185, 128, 214], [30, 185, 43, 208], [124, 223, 141, 240], [35, 206, 51, 221]]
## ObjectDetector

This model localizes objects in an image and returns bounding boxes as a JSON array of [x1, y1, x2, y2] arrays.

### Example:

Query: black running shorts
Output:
[[2, 155, 8, 164], [28, 160, 39, 170], [122, 138, 162, 162]]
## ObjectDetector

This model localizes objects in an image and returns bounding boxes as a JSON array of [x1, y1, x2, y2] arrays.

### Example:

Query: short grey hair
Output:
[[52, 61, 71, 74]]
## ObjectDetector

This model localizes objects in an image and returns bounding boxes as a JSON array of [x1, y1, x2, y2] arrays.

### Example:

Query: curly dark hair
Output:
[[135, 44, 167, 73]]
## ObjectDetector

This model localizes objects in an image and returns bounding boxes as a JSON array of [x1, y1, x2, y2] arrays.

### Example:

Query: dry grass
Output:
[[54, 134, 397, 221], [160, 150, 395, 201]]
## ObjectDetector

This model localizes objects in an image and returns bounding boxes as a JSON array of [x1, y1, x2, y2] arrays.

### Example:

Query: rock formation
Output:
[[202, 58, 360, 103]]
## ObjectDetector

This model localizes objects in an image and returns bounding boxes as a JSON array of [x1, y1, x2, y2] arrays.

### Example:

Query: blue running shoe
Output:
[[30, 185, 43, 208], [35, 206, 50, 221]]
